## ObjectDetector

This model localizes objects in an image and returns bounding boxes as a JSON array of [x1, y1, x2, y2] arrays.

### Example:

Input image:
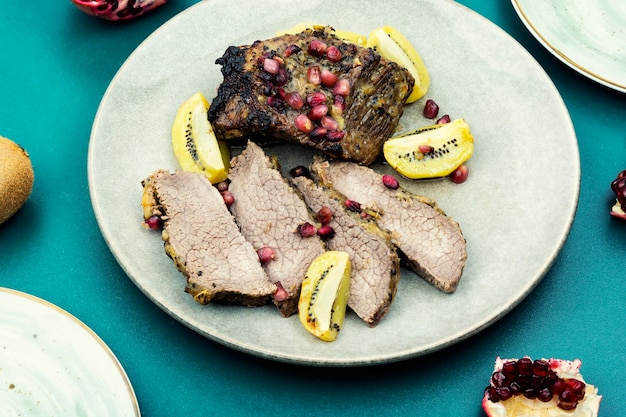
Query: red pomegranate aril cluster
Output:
[[216, 180, 235, 207], [485, 358, 587, 411], [256, 39, 349, 144], [610, 169, 626, 212]]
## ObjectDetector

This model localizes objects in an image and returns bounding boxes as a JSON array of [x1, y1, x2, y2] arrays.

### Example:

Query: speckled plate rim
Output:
[[0, 287, 141, 416], [511, 0, 626, 93], [88, 0, 580, 366]]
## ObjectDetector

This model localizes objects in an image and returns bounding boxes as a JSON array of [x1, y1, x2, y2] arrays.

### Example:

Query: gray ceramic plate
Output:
[[0, 288, 140, 416], [88, 0, 579, 366], [512, 0, 626, 93]]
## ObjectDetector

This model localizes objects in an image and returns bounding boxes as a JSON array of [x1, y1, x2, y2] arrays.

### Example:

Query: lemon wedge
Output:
[[171, 92, 230, 184], [367, 26, 430, 103]]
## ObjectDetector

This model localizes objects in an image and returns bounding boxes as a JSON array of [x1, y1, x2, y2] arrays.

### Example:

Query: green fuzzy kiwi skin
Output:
[[0, 136, 34, 225]]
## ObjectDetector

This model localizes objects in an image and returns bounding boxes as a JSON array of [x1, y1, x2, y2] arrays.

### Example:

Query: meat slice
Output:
[[291, 175, 400, 327], [141, 170, 276, 306], [227, 141, 325, 317], [207, 26, 414, 165], [311, 160, 467, 293]]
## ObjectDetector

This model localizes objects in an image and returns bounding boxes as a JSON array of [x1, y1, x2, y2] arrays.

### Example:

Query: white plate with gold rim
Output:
[[88, 0, 579, 366], [512, 0, 626, 93], [0, 288, 140, 417]]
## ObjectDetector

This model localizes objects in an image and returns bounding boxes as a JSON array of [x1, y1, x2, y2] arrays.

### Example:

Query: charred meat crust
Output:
[[141, 170, 276, 306], [208, 26, 414, 165]]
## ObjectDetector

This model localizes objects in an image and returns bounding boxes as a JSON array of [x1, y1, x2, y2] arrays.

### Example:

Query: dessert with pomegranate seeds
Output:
[[227, 141, 326, 317], [291, 174, 400, 327], [207, 25, 414, 166], [310, 159, 467, 293], [141, 170, 277, 306], [483, 357, 601, 417]]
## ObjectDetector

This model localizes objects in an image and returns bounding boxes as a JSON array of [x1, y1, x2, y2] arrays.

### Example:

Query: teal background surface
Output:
[[1, 1, 624, 415]]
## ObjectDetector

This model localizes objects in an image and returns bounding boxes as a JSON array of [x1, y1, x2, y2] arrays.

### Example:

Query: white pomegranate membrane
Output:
[[483, 357, 601, 417]]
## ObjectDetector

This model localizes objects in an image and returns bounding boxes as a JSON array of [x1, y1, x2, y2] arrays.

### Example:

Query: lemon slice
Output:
[[276, 22, 368, 46], [171, 92, 229, 184], [383, 119, 474, 179], [367, 26, 430, 103]]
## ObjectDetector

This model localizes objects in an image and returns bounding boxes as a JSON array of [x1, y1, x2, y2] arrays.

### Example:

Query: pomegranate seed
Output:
[[565, 379, 586, 399], [307, 66, 322, 85], [344, 199, 361, 212], [326, 130, 345, 141], [333, 78, 350, 96], [326, 45, 342, 61], [501, 361, 518, 379], [263, 57, 280, 74], [492, 372, 508, 388], [289, 165, 310, 178], [419, 145, 434, 154], [145, 215, 162, 230], [221, 190, 234, 207], [332, 95, 345, 114], [423, 99, 439, 119], [294, 114, 313, 133], [495, 387, 512, 401], [559, 389, 578, 403], [216, 180, 230, 192], [306, 91, 327, 106], [257, 246, 276, 264], [309, 126, 328, 139], [537, 388, 553, 402], [382, 174, 399, 189], [320, 115, 339, 130], [274, 68, 289, 86], [449, 164, 469, 184], [308, 104, 328, 120], [273, 281, 289, 301], [533, 359, 550, 377], [316, 224, 335, 239], [517, 358, 533, 375], [297, 222, 317, 237], [316, 206, 333, 225], [558, 401, 578, 411], [283, 44, 301, 57], [436, 114, 451, 124], [284, 91, 304, 110], [320, 68, 338, 87], [308, 39, 327, 57]]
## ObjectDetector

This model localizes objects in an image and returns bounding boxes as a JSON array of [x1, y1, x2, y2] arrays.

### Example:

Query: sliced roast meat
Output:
[[291, 175, 400, 327], [228, 141, 325, 317], [311, 160, 467, 293], [141, 170, 276, 306], [207, 26, 414, 165]]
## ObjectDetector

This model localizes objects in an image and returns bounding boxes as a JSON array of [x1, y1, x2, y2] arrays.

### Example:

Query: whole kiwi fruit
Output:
[[0, 136, 34, 225]]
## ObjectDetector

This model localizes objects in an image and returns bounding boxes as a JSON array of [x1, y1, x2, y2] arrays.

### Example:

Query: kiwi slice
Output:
[[367, 26, 430, 103], [0, 136, 34, 225], [298, 251, 351, 342], [383, 118, 474, 179], [171, 92, 230, 184]]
